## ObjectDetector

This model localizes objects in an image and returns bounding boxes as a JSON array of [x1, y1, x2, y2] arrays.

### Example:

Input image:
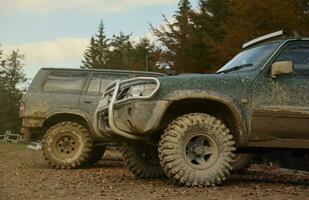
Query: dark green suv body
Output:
[[96, 31, 309, 186], [20, 68, 164, 168]]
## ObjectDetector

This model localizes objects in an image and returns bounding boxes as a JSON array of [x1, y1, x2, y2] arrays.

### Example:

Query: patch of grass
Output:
[[0, 143, 28, 151]]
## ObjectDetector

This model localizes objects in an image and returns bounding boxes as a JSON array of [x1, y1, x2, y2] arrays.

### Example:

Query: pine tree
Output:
[[0, 45, 7, 120], [151, 0, 196, 73], [0, 46, 26, 133], [131, 38, 157, 71], [81, 21, 110, 69], [186, 0, 233, 71], [196, 0, 230, 40], [107, 32, 133, 70], [82, 37, 98, 68], [3, 50, 26, 91]]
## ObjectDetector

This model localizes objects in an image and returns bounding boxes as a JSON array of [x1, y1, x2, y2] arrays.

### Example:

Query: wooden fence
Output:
[[0, 130, 23, 144]]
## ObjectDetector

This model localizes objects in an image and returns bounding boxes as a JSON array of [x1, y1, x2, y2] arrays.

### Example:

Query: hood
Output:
[[155, 72, 254, 100]]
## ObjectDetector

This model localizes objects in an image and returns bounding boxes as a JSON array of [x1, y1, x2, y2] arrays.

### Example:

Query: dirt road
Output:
[[0, 144, 308, 200]]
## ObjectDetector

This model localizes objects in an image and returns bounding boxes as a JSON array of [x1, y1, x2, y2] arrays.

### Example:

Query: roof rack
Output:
[[242, 30, 284, 49], [242, 30, 302, 49]]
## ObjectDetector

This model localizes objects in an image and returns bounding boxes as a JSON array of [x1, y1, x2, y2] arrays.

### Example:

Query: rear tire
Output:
[[159, 113, 236, 187], [42, 122, 93, 169], [122, 142, 165, 179]]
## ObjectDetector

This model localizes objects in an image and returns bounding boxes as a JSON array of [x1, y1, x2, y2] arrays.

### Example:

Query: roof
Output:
[[41, 67, 166, 76]]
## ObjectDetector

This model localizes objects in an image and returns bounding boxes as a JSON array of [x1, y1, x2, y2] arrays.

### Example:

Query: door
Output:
[[251, 41, 309, 140], [79, 72, 129, 120]]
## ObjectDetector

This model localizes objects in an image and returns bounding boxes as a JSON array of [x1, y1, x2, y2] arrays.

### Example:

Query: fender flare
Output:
[[162, 91, 248, 145], [44, 109, 95, 136]]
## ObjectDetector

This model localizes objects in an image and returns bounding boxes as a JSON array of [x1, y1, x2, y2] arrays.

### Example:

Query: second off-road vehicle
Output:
[[20, 68, 164, 168], [95, 31, 309, 186]]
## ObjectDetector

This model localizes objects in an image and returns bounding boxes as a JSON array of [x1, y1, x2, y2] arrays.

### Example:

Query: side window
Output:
[[87, 73, 129, 95], [275, 43, 309, 76], [42, 71, 88, 93]]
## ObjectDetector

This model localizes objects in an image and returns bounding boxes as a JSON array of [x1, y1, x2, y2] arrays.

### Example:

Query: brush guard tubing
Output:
[[107, 80, 148, 141], [104, 77, 161, 102], [95, 77, 160, 141], [107, 77, 160, 140]]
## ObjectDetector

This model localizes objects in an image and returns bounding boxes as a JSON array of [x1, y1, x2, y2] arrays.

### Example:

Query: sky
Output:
[[0, 0, 198, 79]]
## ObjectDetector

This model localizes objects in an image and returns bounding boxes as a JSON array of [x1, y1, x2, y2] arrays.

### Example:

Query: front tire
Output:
[[159, 113, 236, 187], [42, 122, 93, 169], [122, 142, 165, 179]]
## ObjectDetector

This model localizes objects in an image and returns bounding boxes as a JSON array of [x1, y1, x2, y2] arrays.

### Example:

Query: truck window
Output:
[[87, 73, 129, 95], [42, 71, 88, 93], [275, 43, 309, 76]]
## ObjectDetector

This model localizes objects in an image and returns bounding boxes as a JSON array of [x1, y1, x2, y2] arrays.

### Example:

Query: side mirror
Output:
[[271, 61, 294, 78]]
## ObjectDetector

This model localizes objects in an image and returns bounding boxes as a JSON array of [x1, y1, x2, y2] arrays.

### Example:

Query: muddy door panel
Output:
[[251, 75, 279, 140], [252, 76, 309, 139], [252, 42, 309, 140]]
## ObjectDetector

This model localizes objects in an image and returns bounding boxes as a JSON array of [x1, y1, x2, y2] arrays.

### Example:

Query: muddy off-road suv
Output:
[[20, 68, 164, 167], [95, 31, 309, 186]]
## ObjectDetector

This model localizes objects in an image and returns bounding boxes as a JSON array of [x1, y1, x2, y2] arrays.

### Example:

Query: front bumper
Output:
[[94, 77, 169, 141]]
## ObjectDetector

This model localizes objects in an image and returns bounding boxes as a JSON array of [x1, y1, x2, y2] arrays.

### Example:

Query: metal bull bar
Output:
[[94, 77, 160, 140]]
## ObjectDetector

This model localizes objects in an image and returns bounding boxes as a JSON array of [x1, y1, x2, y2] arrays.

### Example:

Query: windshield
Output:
[[217, 42, 281, 73]]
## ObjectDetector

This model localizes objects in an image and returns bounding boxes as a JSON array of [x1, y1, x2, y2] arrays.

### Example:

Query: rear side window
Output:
[[87, 73, 129, 95], [42, 71, 88, 93]]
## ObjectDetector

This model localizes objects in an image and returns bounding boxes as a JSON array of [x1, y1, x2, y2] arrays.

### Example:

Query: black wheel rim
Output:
[[184, 132, 218, 169]]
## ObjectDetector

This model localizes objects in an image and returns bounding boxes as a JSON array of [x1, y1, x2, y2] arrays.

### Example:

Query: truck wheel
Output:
[[122, 142, 165, 179], [42, 122, 93, 169], [86, 146, 106, 165], [232, 153, 252, 172], [159, 113, 235, 187]]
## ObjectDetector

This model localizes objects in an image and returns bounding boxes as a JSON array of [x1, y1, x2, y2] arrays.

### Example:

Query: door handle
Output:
[[83, 101, 93, 104]]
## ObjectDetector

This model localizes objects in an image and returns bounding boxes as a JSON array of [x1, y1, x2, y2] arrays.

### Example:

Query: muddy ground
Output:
[[0, 144, 308, 200]]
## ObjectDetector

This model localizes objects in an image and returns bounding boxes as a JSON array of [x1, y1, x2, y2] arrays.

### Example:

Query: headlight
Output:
[[125, 84, 157, 98]]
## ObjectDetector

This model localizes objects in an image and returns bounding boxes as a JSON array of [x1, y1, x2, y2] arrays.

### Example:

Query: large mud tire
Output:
[[159, 113, 236, 187], [122, 142, 165, 179], [42, 122, 93, 169], [232, 153, 252, 172], [86, 146, 106, 165]]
